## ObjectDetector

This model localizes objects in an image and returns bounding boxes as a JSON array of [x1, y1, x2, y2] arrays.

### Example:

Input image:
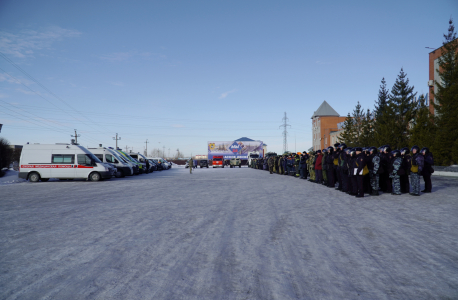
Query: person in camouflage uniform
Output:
[[322, 149, 328, 185], [410, 145, 424, 196], [295, 153, 301, 177], [389, 150, 402, 195], [308, 152, 316, 181], [268, 156, 274, 174], [368, 146, 380, 196], [189, 157, 193, 174]]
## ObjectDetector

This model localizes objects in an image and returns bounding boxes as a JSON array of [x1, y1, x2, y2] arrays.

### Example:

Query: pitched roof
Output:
[[234, 137, 255, 142], [311, 100, 340, 119]]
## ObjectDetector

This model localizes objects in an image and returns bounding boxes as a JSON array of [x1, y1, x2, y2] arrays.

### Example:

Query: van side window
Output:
[[77, 154, 96, 166], [52, 154, 75, 164], [94, 154, 103, 161], [106, 154, 117, 163]]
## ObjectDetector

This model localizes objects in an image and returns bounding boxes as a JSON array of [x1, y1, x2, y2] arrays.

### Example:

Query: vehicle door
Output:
[[75, 154, 96, 178], [50, 152, 76, 178]]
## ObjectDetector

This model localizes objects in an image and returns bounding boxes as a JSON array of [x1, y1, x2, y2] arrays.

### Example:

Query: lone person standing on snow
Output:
[[189, 158, 193, 174]]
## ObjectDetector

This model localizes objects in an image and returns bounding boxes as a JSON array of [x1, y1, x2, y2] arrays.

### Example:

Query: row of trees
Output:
[[339, 19, 458, 166]]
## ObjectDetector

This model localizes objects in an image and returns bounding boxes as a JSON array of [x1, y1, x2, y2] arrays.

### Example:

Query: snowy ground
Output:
[[1, 167, 458, 299]]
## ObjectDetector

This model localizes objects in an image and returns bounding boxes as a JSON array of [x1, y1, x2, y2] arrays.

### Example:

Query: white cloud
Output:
[[172, 124, 185, 128], [219, 89, 237, 99], [0, 26, 81, 58]]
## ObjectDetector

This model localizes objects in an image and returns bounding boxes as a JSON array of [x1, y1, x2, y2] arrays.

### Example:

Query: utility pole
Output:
[[71, 129, 81, 144], [168, 148, 170, 158], [145, 139, 149, 156], [279, 112, 291, 154], [163, 146, 165, 158], [113, 133, 121, 149]]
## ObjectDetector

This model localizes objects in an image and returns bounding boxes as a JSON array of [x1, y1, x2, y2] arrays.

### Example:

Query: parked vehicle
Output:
[[129, 153, 154, 173], [89, 147, 133, 177], [199, 159, 209, 168], [116, 149, 145, 174], [212, 155, 224, 168], [149, 157, 170, 170], [18, 143, 112, 182], [247, 151, 260, 167], [107, 148, 139, 175], [230, 158, 241, 168]]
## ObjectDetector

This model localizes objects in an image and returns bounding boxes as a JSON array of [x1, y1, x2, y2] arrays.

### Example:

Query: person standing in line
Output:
[[354, 147, 367, 198], [381, 146, 392, 193], [349, 148, 357, 196], [409, 145, 424, 196], [326, 147, 335, 188], [400, 147, 411, 193], [389, 150, 403, 195], [315, 150, 323, 184], [268, 156, 274, 174], [421, 147, 434, 193], [322, 149, 328, 185], [333, 144, 342, 190], [368, 147, 381, 196], [339, 144, 348, 192]]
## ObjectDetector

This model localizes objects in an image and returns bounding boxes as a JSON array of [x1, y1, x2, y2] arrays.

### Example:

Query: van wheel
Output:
[[41, 178, 49, 182], [29, 172, 40, 182], [239, 165, 241, 168], [89, 172, 101, 181], [116, 170, 124, 178]]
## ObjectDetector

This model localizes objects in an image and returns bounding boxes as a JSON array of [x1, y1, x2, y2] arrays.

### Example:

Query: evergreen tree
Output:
[[359, 109, 375, 146], [433, 18, 458, 165], [387, 68, 417, 149], [374, 77, 389, 119], [373, 99, 397, 148], [351, 101, 365, 144], [410, 95, 436, 149], [338, 113, 356, 147]]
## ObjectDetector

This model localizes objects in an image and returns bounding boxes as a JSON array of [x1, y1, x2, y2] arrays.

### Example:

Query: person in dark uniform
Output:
[[326, 146, 335, 188], [299, 152, 308, 179], [348, 148, 357, 196], [400, 147, 411, 193], [363, 147, 372, 194], [421, 147, 434, 193], [353, 147, 367, 198], [381, 146, 392, 193], [338, 144, 349, 193]]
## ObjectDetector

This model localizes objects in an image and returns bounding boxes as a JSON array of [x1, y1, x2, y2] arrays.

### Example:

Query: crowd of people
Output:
[[249, 143, 434, 198]]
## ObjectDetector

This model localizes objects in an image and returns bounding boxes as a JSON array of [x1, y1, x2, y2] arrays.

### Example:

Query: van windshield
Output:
[[250, 154, 259, 158], [214, 158, 222, 161]]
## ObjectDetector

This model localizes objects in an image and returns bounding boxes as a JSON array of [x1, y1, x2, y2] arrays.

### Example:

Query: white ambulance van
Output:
[[88, 147, 133, 177], [19, 144, 112, 182]]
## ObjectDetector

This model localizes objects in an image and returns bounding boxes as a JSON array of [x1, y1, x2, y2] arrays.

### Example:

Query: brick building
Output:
[[311, 101, 346, 151], [428, 38, 457, 115]]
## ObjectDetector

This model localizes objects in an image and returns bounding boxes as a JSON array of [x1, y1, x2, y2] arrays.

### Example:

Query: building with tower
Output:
[[311, 101, 346, 151]]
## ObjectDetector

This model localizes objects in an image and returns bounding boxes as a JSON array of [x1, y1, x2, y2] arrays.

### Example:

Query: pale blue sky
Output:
[[0, 0, 456, 156]]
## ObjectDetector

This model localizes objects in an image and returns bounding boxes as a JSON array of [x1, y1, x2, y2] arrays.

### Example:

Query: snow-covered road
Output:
[[1, 167, 458, 299]]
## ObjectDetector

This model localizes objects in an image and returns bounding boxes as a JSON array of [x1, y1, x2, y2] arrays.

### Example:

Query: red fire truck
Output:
[[212, 155, 224, 168]]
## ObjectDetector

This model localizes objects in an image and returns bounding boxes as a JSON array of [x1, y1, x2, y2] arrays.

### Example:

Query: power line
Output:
[[279, 112, 291, 154]]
